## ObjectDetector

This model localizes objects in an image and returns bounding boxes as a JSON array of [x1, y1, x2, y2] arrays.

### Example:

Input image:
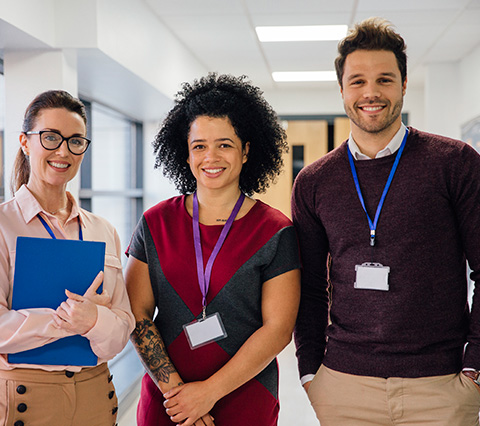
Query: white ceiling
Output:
[[145, 0, 480, 91]]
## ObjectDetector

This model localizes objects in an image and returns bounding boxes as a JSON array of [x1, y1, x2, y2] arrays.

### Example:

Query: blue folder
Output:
[[8, 236, 106, 366]]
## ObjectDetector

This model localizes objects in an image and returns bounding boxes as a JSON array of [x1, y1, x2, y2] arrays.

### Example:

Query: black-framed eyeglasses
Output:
[[25, 130, 91, 155]]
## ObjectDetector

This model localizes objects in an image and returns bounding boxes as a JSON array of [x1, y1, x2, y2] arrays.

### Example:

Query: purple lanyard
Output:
[[193, 191, 245, 318]]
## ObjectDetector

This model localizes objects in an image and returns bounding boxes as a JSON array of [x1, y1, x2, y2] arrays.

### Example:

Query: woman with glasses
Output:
[[125, 73, 301, 426], [0, 90, 135, 425]]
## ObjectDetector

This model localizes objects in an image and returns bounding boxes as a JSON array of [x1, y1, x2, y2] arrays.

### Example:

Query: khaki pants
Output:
[[308, 365, 480, 426], [0, 363, 118, 426]]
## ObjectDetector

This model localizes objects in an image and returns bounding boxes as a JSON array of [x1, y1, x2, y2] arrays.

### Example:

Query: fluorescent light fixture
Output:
[[256, 25, 348, 42], [272, 71, 337, 82]]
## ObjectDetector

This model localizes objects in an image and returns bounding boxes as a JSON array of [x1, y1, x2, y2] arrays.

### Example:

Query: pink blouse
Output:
[[0, 185, 135, 371]]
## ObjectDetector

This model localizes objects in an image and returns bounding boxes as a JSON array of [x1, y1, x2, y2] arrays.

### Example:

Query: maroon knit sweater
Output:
[[292, 127, 480, 379]]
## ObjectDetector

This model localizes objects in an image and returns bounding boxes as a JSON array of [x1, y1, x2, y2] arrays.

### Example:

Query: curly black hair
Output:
[[153, 73, 288, 195]]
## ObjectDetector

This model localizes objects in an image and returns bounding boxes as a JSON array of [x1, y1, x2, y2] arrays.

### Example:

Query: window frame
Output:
[[79, 99, 144, 229], [0, 59, 5, 203], [78, 98, 145, 408]]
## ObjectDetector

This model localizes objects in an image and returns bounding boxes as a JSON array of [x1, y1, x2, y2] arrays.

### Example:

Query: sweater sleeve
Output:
[[450, 143, 480, 369], [291, 168, 330, 379]]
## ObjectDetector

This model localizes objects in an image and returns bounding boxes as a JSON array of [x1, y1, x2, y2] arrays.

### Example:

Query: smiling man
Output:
[[292, 17, 480, 426]]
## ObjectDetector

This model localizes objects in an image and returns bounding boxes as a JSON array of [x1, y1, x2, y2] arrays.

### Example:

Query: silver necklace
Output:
[[49, 204, 68, 215]]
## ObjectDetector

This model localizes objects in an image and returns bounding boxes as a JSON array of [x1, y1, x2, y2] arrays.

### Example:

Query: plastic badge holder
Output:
[[183, 312, 228, 350]]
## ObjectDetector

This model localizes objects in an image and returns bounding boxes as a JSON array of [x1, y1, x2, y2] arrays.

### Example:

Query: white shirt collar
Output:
[[348, 123, 407, 160]]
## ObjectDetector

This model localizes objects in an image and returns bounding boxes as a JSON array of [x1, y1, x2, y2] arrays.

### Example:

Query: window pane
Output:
[[91, 103, 133, 191], [92, 196, 134, 256], [0, 73, 4, 202]]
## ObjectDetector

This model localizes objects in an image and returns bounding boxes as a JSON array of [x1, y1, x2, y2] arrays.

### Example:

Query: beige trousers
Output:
[[0, 363, 118, 426], [308, 365, 480, 426]]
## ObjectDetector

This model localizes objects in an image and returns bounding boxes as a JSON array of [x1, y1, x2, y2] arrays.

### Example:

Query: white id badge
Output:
[[354, 262, 390, 291], [183, 312, 227, 350]]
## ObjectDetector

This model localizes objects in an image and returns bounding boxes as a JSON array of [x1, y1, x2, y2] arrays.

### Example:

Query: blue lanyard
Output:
[[347, 129, 408, 247], [37, 214, 83, 241], [192, 191, 245, 318]]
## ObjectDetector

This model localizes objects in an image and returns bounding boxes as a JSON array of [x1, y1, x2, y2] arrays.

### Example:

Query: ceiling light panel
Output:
[[256, 25, 348, 42], [272, 71, 338, 82]]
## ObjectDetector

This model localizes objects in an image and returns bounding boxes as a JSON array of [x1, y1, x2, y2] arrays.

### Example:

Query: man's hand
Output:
[[462, 370, 480, 391]]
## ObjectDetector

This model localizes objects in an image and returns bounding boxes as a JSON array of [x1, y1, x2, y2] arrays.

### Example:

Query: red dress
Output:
[[127, 196, 300, 425]]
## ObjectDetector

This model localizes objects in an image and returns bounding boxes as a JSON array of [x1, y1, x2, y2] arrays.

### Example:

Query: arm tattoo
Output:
[[131, 318, 178, 385]]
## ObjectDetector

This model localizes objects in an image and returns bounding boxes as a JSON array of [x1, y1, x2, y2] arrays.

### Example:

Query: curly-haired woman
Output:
[[125, 73, 301, 426]]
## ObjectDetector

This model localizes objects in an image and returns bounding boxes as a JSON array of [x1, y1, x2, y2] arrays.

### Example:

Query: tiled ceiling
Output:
[[145, 0, 480, 91]]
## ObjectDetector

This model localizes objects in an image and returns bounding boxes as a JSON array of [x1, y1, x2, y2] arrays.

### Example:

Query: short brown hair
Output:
[[335, 17, 407, 87]]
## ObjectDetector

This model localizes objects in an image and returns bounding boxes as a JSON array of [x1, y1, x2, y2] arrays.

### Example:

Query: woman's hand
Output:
[[73, 271, 112, 308], [192, 414, 215, 426], [52, 271, 108, 334], [53, 295, 98, 335], [163, 382, 217, 426]]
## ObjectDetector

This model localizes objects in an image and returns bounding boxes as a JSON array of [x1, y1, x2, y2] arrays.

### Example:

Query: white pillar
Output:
[[143, 120, 178, 209], [4, 49, 79, 200], [424, 62, 460, 139]]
